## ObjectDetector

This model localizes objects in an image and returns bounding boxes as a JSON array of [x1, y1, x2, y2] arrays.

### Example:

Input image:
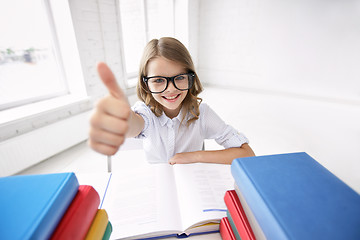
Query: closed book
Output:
[[102, 221, 113, 240], [220, 217, 236, 240], [231, 152, 360, 240], [234, 184, 266, 240], [224, 190, 255, 240], [0, 172, 78, 240], [85, 209, 109, 240], [226, 211, 241, 240], [51, 185, 100, 240]]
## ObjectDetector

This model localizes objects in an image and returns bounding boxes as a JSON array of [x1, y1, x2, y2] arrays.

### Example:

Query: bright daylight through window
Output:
[[0, 0, 67, 111], [119, 0, 174, 82]]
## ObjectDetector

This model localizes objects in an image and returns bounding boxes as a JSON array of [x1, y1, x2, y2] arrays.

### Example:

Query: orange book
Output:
[[51, 185, 100, 240], [85, 209, 109, 240]]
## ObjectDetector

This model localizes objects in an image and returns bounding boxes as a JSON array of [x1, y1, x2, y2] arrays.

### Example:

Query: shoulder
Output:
[[199, 102, 210, 113], [132, 101, 150, 114], [199, 102, 218, 117]]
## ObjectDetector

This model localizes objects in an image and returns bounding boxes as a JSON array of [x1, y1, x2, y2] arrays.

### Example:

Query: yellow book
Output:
[[85, 209, 109, 240]]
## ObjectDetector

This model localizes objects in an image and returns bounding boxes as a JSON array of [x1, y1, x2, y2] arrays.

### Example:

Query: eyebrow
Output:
[[146, 72, 188, 78]]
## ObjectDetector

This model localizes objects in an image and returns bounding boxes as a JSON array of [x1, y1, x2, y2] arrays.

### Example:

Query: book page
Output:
[[172, 163, 234, 232], [101, 162, 182, 239]]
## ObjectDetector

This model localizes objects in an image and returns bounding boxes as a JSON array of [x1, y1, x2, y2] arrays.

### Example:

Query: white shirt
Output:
[[132, 101, 249, 163]]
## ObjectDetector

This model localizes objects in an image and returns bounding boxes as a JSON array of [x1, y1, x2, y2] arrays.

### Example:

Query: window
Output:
[[118, 0, 174, 86], [0, 0, 68, 111]]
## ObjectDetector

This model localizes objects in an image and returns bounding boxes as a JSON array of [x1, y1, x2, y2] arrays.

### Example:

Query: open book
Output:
[[89, 162, 233, 239]]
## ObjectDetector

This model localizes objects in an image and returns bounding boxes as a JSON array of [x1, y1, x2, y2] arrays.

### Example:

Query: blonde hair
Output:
[[137, 37, 203, 125]]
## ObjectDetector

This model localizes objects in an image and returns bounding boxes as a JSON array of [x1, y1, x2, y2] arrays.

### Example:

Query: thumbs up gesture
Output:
[[88, 62, 143, 156]]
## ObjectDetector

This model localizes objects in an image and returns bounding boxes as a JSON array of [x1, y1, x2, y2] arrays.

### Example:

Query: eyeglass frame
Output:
[[142, 72, 195, 94]]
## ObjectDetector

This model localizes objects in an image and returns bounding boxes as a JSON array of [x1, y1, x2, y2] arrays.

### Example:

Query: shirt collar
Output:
[[159, 107, 190, 127]]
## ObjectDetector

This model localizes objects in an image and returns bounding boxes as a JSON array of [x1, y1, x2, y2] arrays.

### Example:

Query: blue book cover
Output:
[[231, 152, 360, 240], [0, 172, 79, 240]]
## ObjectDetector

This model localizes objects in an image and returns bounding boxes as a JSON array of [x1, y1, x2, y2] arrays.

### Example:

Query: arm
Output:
[[88, 62, 145, 156], [169, 143, 255, 165]]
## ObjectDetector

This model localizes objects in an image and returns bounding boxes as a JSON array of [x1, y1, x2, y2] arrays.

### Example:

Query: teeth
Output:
[[165, 95, 178, 100]]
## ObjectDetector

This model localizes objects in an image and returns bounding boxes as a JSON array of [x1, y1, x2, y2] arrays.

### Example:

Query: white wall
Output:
[[197, 0, 360, 102]]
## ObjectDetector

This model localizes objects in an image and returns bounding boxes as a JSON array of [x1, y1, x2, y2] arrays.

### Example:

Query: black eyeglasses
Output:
[[143, 72, 195, 94]]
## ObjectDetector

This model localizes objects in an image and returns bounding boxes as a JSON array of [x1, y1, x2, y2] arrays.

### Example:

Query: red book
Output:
[[224, 190, 255, 240], [51, 185, 100, 240], [220, 217, 236, 240]]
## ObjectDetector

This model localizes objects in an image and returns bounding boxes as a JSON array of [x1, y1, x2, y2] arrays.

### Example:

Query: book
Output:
[[231, 152, 360, 240], [224, 190, 255, 240], [0, 172, 79, 240], [100, 162, 234, 239], [233, 184, 266, 240], [219, 217, 236, 240], [85, 209, 109, 240], [51, 185, 100, 240], [226, 211, 241, 240], [102, 221, 113, 240]]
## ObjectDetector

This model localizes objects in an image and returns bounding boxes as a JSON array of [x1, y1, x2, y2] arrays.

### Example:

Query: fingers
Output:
[[87, 139, 122, 156], [88, 128, 126, 155], [89, 62, 131, 156], [89, 95, 131, 156], [97, 62, 127, 101], [96, 96, 131, 120]]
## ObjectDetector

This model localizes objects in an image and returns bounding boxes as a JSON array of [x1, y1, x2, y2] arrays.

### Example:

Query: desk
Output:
[[18, 142, 223, 240]]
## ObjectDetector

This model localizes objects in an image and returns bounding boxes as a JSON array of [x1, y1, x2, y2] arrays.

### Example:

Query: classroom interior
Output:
[[1, 0, 360, 198]]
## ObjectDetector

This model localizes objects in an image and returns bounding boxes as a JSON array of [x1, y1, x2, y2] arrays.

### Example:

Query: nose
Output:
[[165, 80, 177, 92]]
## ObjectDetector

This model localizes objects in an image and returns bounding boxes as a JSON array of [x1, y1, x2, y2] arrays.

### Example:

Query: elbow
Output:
[[240, 143, 256, 157]]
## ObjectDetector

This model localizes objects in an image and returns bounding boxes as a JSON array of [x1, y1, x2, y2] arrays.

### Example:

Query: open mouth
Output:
[[162, 94, 180, 101]]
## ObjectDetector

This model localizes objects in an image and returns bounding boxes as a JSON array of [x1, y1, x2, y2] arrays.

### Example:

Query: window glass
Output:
[[146, 0, 174, 40], [0, 0, 67, 110], [119, 0, 174, 77], [119, 0, 147, 75]]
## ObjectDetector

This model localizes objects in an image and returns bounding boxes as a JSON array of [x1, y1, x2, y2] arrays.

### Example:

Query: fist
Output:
[[88, 62, 131, 155]]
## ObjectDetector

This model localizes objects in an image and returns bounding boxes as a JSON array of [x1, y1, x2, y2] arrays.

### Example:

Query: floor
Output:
[[19, 85, 360, 193]]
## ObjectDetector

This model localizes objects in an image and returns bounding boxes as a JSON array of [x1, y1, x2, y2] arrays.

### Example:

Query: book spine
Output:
[[224, 190, 255, 240], [33, 172, 79, 239], [234, 184, 266, 240], [51, 185, 100, 240], [85, 209, 109, 240], [226, 211, 241, 240], [102, 221, 113, 240], [220, 217, 236, 240], [231, 159, 288, 240]]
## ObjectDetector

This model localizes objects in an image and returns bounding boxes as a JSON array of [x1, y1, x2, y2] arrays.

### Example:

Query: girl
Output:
[[89, 37, 255, 164]]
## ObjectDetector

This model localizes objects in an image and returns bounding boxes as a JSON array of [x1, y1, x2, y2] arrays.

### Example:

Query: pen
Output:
[[107, 155, 112, 173]]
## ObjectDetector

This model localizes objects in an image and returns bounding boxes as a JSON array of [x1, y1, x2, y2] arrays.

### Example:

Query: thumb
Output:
[[97, 62, 127, 101]]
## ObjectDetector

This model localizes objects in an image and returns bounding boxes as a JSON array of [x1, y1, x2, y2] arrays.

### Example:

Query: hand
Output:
[[169, 152, 201, 165], [88, 62, 131, 156]]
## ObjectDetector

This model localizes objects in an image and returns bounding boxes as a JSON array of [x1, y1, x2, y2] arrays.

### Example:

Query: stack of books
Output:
[[220, 152, 360, 240], [0, 172, 112, 240]]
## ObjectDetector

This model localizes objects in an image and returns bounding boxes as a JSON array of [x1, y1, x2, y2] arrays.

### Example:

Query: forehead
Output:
[[147, 56, 186, 77]]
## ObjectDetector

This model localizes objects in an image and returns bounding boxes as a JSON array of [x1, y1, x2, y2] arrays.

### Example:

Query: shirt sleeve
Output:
[[131, 101, 150, 139], [200, 103, 249, 148]]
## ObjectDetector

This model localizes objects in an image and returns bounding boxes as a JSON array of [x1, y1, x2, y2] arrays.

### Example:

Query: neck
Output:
[[164, 106, 182, 119]]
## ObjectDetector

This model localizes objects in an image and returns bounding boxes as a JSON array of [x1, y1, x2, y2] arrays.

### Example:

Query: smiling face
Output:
[[146, 56, 188, 118]]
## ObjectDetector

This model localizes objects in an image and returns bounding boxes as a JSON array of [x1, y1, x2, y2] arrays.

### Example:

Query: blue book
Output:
[[231, 152, 360, 240], [0, 172, 79, 240]]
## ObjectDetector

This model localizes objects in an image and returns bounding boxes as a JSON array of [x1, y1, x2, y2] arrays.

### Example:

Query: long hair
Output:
[[137, 37, 203, 125]]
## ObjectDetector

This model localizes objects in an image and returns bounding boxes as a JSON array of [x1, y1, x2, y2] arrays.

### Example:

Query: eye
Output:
[[175, 75, 186, 81], [150, 78, 165, 84]]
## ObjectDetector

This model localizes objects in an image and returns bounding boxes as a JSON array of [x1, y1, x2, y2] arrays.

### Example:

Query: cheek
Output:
[[151, 93, 162, 102]]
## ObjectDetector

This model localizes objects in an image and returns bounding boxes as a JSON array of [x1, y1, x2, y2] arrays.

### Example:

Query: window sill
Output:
[[0, 94, 94, 141]]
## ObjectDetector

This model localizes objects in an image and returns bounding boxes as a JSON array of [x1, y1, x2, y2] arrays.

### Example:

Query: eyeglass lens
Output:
[[147, 74, 192, 93]]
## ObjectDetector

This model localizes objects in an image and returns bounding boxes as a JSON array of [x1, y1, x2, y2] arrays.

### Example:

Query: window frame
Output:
[[0, 0, 89, 140], [116, 0, 176, 90]]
